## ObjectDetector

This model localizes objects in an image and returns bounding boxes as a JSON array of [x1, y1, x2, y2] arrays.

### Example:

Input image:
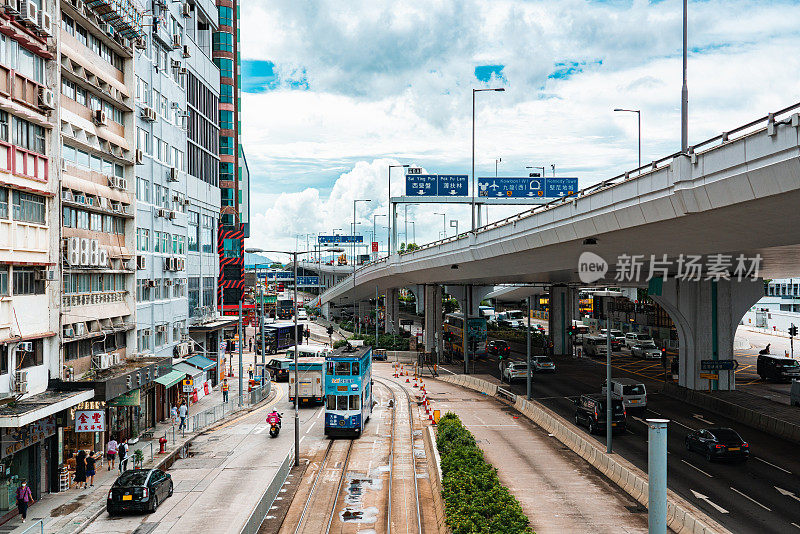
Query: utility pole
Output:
[[238, 300, 243, 407], [681, 0, 689, 152], [293, 252, 300, 466], [527, 295, 532, 401], [606, 299, 613, 453]]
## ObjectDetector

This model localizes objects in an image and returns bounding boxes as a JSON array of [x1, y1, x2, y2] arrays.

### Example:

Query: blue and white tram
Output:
[[324, 345, 372, 437]]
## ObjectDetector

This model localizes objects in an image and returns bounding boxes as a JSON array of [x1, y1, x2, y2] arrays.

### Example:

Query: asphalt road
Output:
[[439, 341, 800, 534]]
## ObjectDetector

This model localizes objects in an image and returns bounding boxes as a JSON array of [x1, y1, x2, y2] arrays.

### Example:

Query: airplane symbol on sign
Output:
[[489, 182, 500, 190]]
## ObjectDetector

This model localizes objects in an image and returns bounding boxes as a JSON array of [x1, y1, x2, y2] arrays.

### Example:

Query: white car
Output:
[[624, 333, 654, 349], [297, 309, 308, 320], [502, 361, 529, 383], [531, 356, 556, 373], [631, 342, 661, 359]]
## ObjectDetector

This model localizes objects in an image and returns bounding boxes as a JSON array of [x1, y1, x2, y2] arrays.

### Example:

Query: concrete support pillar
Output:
[[548, 285, 579, 356], [408, 284, 425, 315], [384, 288, 400, 335], [322, 302, 330, 320], [649, 278, 763, 391], [424, 284, 443, 355], [445, 285, 493, 316]]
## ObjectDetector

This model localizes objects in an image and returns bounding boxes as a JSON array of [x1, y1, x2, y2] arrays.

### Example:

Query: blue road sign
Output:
[[297, 276, 319, 287], [405, 175, 438, 196], [477, 177, 545, 198], [437, 175, 468, 197], [265, 271, 293, 281], [318, 235, 364, 244], [700, 359, 739, 371], [545, 178, 578, 197]]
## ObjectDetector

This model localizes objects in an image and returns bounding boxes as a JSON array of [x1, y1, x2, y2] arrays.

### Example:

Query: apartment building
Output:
[[214, 0, 248, 315]]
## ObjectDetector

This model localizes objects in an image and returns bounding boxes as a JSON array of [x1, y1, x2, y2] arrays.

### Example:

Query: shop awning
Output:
[[154, 370, 185, 388], [173, 362, 203, 380], [185, 355, 217, 371], [0, 389, 94, 428]]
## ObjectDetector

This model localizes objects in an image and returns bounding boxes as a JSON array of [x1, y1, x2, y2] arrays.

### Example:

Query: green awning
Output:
[[154, 370, 185, 388], [186, 355, 217, 370]]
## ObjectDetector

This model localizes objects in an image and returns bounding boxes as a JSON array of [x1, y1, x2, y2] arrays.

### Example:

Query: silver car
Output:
[[631, 342, 661, 359]]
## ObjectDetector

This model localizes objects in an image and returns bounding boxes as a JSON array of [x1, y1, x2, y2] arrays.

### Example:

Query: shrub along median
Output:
[[436, 413, 531, 534]]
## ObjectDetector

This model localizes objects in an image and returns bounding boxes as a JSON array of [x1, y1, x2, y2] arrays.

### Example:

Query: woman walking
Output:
[[106, 437, 118, 470], [15, 480, 33, 523], [85, 452, 97, 487], [74, 450, 87, 489]]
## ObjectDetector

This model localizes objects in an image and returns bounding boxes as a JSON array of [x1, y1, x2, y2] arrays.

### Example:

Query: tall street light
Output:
[[614, 108, 642, 169], [246, 246, 342, 467], [409, 221, 415, 245], [434, 212, 446, 240], [387, 164, 409, 256], [526, 165, 546, 178], [404, 203, 417, 249], [353, 199, 372, 331], [472, 87, 504, 233], [373, 214, 385, 259], [681, 0, 689, 152]]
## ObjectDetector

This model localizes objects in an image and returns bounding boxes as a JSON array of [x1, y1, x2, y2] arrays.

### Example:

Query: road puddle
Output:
[[340, 473, 381, 524]]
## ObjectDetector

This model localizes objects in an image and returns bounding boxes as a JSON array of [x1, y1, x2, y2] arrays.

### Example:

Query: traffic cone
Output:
[[406, 377, 410, 383]]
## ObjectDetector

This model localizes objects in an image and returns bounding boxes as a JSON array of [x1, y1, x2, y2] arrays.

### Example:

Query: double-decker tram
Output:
[[324, 345, 372, 437]]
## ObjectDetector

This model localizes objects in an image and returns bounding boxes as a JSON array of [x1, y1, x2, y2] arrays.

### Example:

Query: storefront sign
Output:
[[1, 416, 57, 458], [108, 389, 141, 407], [75, 410, 106, 433]]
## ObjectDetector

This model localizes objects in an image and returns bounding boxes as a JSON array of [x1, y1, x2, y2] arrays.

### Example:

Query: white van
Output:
[[624, 332, 653, 349], [290, 344, 332, 358], [583, 336, 609, 358], [601, 378, 647, 410], [497, 310, 526, 329]]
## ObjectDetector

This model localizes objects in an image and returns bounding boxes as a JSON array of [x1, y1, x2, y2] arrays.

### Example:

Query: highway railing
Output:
[[320, 102, 800, 298]]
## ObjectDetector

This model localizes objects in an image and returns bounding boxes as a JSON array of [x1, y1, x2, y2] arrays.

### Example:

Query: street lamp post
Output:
[[387, 164, 409, 256], [526, 166, 546, 178], [409, 221, 415, 244], [495, 157, 501, 177], [353, 199, 371, 332], [373, 214, 385, 259], [472, 87, 504, 233], [404, 204, 417, 250], [614, 108, 642, 169], [245, 246, 343, 468], [434, 212, 446, 240], [682, 0, 689, 152]]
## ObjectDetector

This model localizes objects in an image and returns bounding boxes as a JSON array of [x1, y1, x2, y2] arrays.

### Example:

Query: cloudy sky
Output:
[[240, 0, 800, 260]]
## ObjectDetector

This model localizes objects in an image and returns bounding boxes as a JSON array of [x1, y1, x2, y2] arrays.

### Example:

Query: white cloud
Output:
[[241, 0, 800, 252]]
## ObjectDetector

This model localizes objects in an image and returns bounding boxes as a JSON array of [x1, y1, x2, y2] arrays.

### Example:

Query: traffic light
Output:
[[326, 325, 334, 336], [790, 324, 798, 337]]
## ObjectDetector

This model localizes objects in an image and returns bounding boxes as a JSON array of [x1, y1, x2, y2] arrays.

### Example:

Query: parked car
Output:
[[685, 427, 750, 462], [631, 342, 662, 360], [603, 335, 622, 351], [266, 358, 293, 381], [107, 469, 173, 515], [791, 380, 800, 406], [502, 361, 528, 383], [601, 378, 647, 410], [487, 340, 511, 357], [531, 355, 556, 372], [757, 354, 800, 382], [624, 332, 654, 348], [574, 394, 627, 434]]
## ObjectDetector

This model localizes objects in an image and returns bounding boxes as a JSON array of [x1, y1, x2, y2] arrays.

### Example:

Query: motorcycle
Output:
[[268, 413, 283, 438]]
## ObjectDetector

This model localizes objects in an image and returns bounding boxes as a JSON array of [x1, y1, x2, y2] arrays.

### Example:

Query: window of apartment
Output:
[[212, 32, 233, 52], [155, 325, 166, 347], [202, 277, 214, 308], [137, 228, 150, 252], [188, 277, 200, 316], [137, 127, 151, 155], [62, 78, 76, 100], [136, 177, 151, 203], [113, 217, 125, 234], [219, 110, 234, 130], [0, 111, 8, 142], [76, 86, 86, 106], [220, 136, 234, 155], [12, 267, 44, 295], [172, 322, 183, 343], [219, 6, 234, 26], [161, 232, 169, 255], [154, 279, 162, 300], [18, 339, 43, 369], [153, 230, 161, 253], [13, 118, 45, 154], [215, 58, 233, 78], [154, 183, 162, 206], [0, 188, 8, 219], [138, 329, 151, 352], [223, 238, 239, 259], [201, 215, 214, 253], [12, 191, 45, 224], [0, 266, 8, 296], [219, 83, 232, 104], [188, 211, 199, 252], [172, 234, 179, 254]]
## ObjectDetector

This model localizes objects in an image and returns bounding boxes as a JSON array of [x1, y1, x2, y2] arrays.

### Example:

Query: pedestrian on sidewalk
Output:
[[106, 438, 118, 470], [248, 364, 254, 380], [249, 338, 253, 352], [85, 452, 97, 487], [171, 405, 178, 425], [15, 480, 33, 523], [118, 442, 129, 473], [74, 450, 87, 489], [179, 401, 188, 431], [222, 379, 229, 403]]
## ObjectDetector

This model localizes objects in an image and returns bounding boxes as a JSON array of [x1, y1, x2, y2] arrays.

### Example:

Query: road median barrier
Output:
[[437, 374, 730, 534]]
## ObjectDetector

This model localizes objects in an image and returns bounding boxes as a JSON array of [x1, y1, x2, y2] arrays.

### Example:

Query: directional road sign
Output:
[[405, 174, 468, 197], [700, 359, 739, 371], [478, 177, 579, 198], [318, 235, 364, 244], [296, 276, 319, 287]]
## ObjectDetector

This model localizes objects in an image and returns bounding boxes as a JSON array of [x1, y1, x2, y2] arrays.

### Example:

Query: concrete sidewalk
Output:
[[5, 352, 271, 534]]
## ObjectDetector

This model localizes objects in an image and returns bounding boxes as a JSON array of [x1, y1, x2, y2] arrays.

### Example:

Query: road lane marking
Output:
[[754, 457, 792, 474], [681, 460, 713, 478], [646, 409, 663, 416], [775, 486, 800, 502], [305, 422, 316, 434], [670, 420, 695, 431], [791, 522, 800, 530], [730, 486, 772, 511], [692, 414, 714, 425], [690, 489, 728, 513]]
